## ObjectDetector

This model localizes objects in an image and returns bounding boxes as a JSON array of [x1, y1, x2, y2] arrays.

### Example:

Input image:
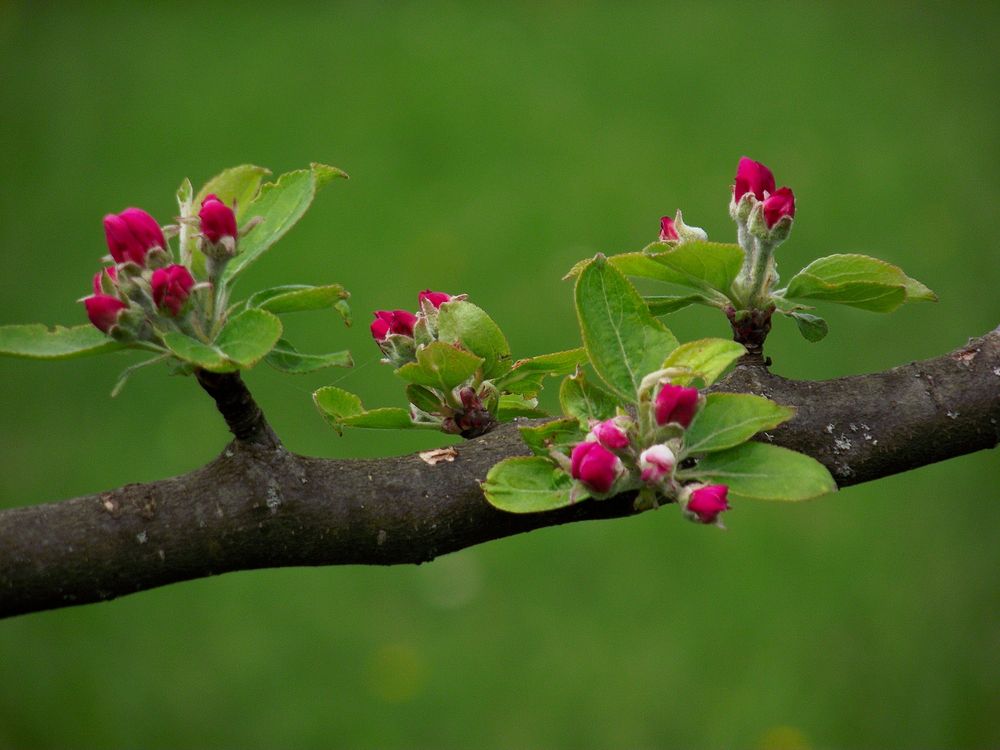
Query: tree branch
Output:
[[2, 327, 998, 619]]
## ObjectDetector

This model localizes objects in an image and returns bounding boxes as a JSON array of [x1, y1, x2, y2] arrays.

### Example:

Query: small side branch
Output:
[[194, 369, 278, 448]]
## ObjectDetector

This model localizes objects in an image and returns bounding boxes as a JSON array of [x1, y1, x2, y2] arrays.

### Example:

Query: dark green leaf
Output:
[[496, 394, 547, 421], [644, 294, 715, 315], [790, 311, 828, 342], [493, 348, 588, 395], [783, 254, 935, 311], [558, 369, 619, 424], [406, 384, 443, 415], [683, 394, 795, 454], [395, 341, 483, 391], [436, 300, 512, 379], [0, 324, 123, 360], [162, 332, 234, 372], [214, 309, 283, 367], [482, 457, 586, 513]]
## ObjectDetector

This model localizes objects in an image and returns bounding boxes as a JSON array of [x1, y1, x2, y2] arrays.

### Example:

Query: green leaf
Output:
[[406, 384, 443, 415], [224, 162, 348, 280], [161, 332, 234, 372], [493, 348, 588, 395], [644, 294, 715, 316], [341, 408, 415, 429], [575, 257, 679, 401], [313, 385, 419, 432], [496, 394, 547, 421], [683, 394, 795, 455], [679, 442, 836, 501], [789, 311, 828, 342], [395, 341, 484, 391], [519, 418, 585, 457], [483, 457, 586, 513], [558, 369, 619, 424], [661, 338, 746, 387], [265, 339, 352, 374], [214, 309, 283, 368], [436, 300, 512, 379], [0, 324, 123, 360], [246, 284, 350, 317], [194, 164, 272, 220], [783, 254, 936, 311]]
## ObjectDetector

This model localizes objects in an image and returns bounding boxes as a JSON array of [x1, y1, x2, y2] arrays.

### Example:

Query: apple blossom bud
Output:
[[763, 186, 795, 228], [733, 157, 776, 202], [83, 294, 127, 333], [199, 194, 238, 244], [639, 444, 675, 483], [103, 208, 165, 265], [659, 216, 680, 242], [686, 484, 731, 524], [589, 418, 630, 450], [151, 264, 195, 316], [419, 290, 452, 309], [570, 441, 623, 494], [92, 266, 118, 295], [370, 309, 418, 341], [654, 383, 700, 427]]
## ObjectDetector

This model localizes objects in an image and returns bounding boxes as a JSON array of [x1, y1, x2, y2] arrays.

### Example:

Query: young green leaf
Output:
[[493, 348, 588, 395], [783, 276, 907, 312], [645, 293, 716, 316], [661, 338, 746, 387], [683, 394, 795, 454], [246, 284, 350, 317], [0, 324, 123, 360], [519, 418, 586, 456], [110, 354, 170, 397], [436, 300, 512, 379], [559, 368, 619, 424], [224, 163, 348, 281], [783, 254, 936, 311], [575, 257, 679, 401], [161, 332, 234, 372], [395, 341, 483, 391], [406, 384, 443, 414], [265, 339, 352, 374], [678, 442, 836, 501], [313, 385, 423, 433], [788, 311, 828, 342], [194, 164, 272, 219], [483, 456, 586, 513], [496, 394, 547, 420], [214, 309, 283, 367]]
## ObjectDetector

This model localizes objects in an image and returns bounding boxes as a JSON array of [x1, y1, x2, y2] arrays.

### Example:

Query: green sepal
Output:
[[519, 418, 586, 456], [0, 324, 123, 360], [661, 338, 746, 387], [482, 456, 587, 513], [436, 300, 512, 379], [394, 340, 483, 391], [682, 393, 795, 455]]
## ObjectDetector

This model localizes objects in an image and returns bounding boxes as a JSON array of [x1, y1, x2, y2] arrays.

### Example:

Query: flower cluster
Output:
[[563, 381, 730, 526], [82, 196, 242, 346]]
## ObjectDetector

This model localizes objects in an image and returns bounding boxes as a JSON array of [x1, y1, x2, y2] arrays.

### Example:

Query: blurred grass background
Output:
[[1, 1, 999, 748]]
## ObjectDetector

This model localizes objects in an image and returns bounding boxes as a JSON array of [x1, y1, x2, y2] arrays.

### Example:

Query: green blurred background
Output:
[[1, 2, 998, 748]]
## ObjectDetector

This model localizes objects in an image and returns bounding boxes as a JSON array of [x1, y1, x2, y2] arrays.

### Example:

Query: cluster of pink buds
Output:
[[731, 156, 795, 238], [370, 289, 461, 366]]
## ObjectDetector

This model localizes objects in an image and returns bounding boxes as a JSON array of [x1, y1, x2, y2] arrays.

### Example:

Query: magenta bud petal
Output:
[[199, 195, 239, 244], [570, 441, 622, 494], [92, 266, 118, 295], [370, 317, 391, 341], [687, 484, 731, 524], [639, 444, 676, 483], [590, 418, 630, 450], [654, 383, 700, 427], [371, 309, 418, 341], [659, 216, 680, 242], [733, 157, 776, 202], [763, 186, 795, 228], [103, 208, 165, 265], [84, 294, 127, 333], [151, 264, 195, 316], [419, 290, 452, 309]]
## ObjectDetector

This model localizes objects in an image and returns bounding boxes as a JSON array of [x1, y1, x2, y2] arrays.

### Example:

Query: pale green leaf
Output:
[[661, 338, 746, 387], [265, 339, 352, 373], [214, 309, 283, 367], [194, 164, 272, 219], [483, 457, 585, 513], [436, 300, 511, 379], [162, 332, 234, 372], [0, 324, 123, 360], [783, 254, 935, 311], [558, 368, 619, 424], [246, 284, 349, 316], [493, 348, 588, 395], [313, 385, 424, 432], [519, 418, 585, 456], [395, 341, 483, 391], [496, 394, 547, 421], [683, 394, 795, 454]]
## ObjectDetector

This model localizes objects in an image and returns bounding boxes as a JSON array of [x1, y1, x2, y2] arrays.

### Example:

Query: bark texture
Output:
[[1, 327, 998, 619]]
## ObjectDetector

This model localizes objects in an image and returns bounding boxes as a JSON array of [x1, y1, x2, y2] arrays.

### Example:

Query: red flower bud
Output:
[[419, 290, 452, 309], [570, 441, 622, 494], [151, 264, 195, 316], [103, 208, 165, 265], [659, 216, 680, 242], [733, 157, 776, 202], [639, 444, 676, 483], [199, 194, 238, 244], [763, 186, 795, 228], [92, 266, 118, 295], [84, 294, 127, 333], [590, 418, 630, 450], [687, 484, 730, 524], [370, 309, 418, 341], [654, 383, 700, 427]]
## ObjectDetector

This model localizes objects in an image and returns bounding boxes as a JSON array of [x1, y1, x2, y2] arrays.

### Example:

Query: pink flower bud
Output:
[[654, 383, 700, 427], [151, 264, 196, 316], [83, 294, 127, 333], [92, 266, 118, 295], [199, 194, 238, 244], [659, 216, 680, 242], [370, 309, 418, 341], [103, 208, 165, 265], [419, 290, 452, 309], [686, 484, 731, 524], [763, 186, 795, 228], [570, 441, 623, 494], [639, 444, 675, 483], [733, 157, 776, 202], [590, 418, 630, 450]]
